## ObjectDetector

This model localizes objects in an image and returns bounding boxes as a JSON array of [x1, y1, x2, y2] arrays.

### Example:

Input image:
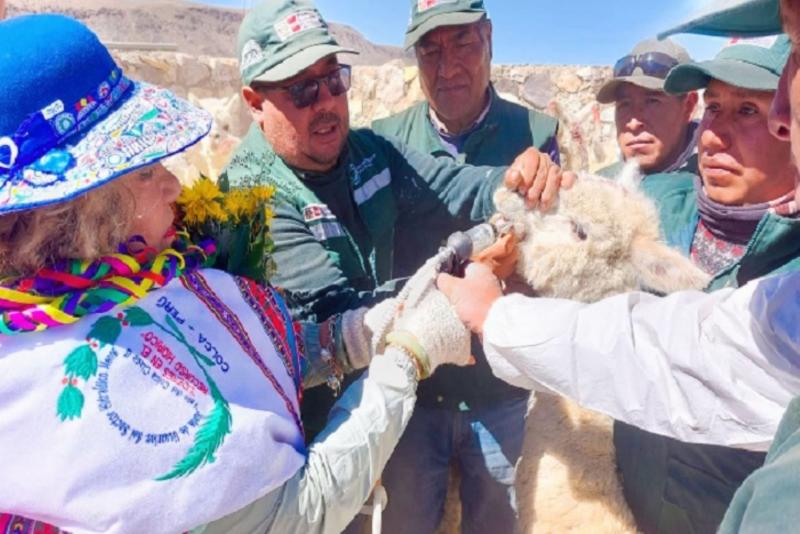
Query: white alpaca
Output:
[[489, 166, 710, 533]]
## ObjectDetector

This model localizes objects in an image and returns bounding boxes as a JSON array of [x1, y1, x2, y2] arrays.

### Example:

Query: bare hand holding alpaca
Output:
[[504, 147, 577, 211]]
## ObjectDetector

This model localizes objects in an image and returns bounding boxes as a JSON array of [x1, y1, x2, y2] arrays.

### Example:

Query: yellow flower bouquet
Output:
[[176, 176, 277, 284]]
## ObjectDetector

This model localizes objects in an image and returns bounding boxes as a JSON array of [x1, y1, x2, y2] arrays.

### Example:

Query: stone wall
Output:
[[113, 51, 619, 182], [349, 61, 620, 173]]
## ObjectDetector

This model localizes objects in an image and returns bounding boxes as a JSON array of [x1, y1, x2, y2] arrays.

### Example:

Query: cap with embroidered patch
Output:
[[659, 0, 781, 39], [596, 38, 692, 104], [665, 35, 790, 94], [404, 0, 487, 49], [237, 0, 358, 85]]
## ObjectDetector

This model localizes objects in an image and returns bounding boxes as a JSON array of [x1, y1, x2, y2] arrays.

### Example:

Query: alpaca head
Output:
[[493, 167, 710, 303]]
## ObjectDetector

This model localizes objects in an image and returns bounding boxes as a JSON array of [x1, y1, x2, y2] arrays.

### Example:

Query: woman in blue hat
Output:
[[0, 14, 469, 534]]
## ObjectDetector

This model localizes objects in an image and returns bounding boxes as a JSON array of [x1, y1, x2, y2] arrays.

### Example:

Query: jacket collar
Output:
[[427, 86, 494, 137]]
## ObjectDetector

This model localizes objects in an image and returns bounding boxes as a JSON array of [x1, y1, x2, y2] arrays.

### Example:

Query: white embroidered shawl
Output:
[[0, 269, 306, 534]]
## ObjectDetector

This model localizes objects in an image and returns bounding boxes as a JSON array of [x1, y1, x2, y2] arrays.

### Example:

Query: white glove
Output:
[[389, 287, 471, 378], [341, 298, 399, 370]]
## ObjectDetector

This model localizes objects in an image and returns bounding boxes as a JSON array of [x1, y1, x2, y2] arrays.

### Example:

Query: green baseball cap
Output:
[[659, 0, 781, 39], [665, 35, 790, 94], [237, 0, 357, 86], [596, 38, 692, 104], [404, 0, 488, 49]]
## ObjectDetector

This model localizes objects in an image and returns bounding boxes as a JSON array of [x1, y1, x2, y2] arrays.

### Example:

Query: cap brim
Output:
[[0, 81, 212, 215], [659, 0, 781, 39], [596, 76, 667, 104], [665, 59, 780, 94], [251, 44, 359, 84], [404, 11, 486, 48]]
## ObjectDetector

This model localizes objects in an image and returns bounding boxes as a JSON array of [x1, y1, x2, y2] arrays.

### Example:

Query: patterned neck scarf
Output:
[[0, 236, 215, 335], [695, 175, 799, 245]]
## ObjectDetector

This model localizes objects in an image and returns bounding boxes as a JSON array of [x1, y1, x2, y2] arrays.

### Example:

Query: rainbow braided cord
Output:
[[0, 236, 216, 335]]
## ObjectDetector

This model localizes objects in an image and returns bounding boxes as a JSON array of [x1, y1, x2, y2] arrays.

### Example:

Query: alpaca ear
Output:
[[630, 238, 711, 293], [616, 160, 643, 193]]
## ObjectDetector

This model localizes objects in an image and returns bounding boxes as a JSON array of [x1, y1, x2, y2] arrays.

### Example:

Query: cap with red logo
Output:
[[237, 0, 357, 85], [404, 0, 487, 49]]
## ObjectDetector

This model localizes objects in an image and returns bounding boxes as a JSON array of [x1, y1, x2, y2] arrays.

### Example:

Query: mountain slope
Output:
[[7, 0, 411, 64]]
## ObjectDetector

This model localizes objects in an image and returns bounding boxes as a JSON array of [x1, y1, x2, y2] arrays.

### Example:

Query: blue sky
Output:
[[192, 0, 731, 65]]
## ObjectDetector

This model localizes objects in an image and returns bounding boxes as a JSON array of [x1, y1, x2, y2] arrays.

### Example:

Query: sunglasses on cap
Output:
[[254, 65, 352, 109], [613, 52, 680, 79]]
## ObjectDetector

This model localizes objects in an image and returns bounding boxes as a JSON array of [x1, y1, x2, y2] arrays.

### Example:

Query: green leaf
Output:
[[220, 224, 251, 277], [125, 307, 154, 327], [190, 347, 216, 368], [155, 398, 232, 481], [57, 385, 84, 421], [139, 108, 159, 122], [164, 315, 188, 342], [64, 345, 98, 380], [89, 316, 122, 347]]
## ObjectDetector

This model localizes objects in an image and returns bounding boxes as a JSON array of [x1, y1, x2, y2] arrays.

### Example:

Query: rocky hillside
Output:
[[7, 0, 411, 64]]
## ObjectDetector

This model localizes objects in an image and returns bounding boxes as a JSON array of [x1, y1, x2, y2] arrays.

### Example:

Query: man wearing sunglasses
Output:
[[597, 38, 700, 179], [371, 2, 559, 533], [221, 0, 567, 453]]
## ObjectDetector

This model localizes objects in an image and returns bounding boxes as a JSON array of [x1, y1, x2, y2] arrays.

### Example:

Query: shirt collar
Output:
[[428, 87, 494, 137]]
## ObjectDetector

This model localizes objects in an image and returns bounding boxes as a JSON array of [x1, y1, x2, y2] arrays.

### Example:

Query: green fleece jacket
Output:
[[720, 396, 800, 533], [372, 89, 559, 167], [615, 172, 800, 534], [596, 154, 699, 180], [220, 124, 505, 437], [372, 92, 558, 409], [220, 124, 503, 322]]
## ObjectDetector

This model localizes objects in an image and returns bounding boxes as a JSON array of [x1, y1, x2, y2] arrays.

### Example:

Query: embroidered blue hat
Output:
[[0, 15, 212, 215]]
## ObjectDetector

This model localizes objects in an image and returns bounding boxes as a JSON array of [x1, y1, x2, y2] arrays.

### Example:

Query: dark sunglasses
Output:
[[613, 52, 680, 79], [255, 65, 352, 109]]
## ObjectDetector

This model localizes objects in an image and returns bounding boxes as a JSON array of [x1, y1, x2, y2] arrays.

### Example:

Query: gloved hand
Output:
[[388, 287, 471, 379], [437, 263, 503, 336], [341, 298, 399, 370]]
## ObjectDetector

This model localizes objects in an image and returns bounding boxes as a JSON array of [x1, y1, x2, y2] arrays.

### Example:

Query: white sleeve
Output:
[[482, 272, 800, 451]]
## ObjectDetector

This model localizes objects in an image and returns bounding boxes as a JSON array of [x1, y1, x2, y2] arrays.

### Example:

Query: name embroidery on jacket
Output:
[[55, 301, 232, 481]]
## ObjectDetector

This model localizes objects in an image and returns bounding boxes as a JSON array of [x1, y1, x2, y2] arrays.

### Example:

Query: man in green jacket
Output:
[[612, 34, 800, 534], [646, 1, 800, 530], [440, 2, 800, 533], [219, 0, 564, 459], [596, 38, 700, 180], [371, 2, 558, 532]]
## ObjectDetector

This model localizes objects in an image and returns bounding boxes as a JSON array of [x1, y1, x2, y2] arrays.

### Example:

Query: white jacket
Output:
[[482, 272, 800, 452]]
